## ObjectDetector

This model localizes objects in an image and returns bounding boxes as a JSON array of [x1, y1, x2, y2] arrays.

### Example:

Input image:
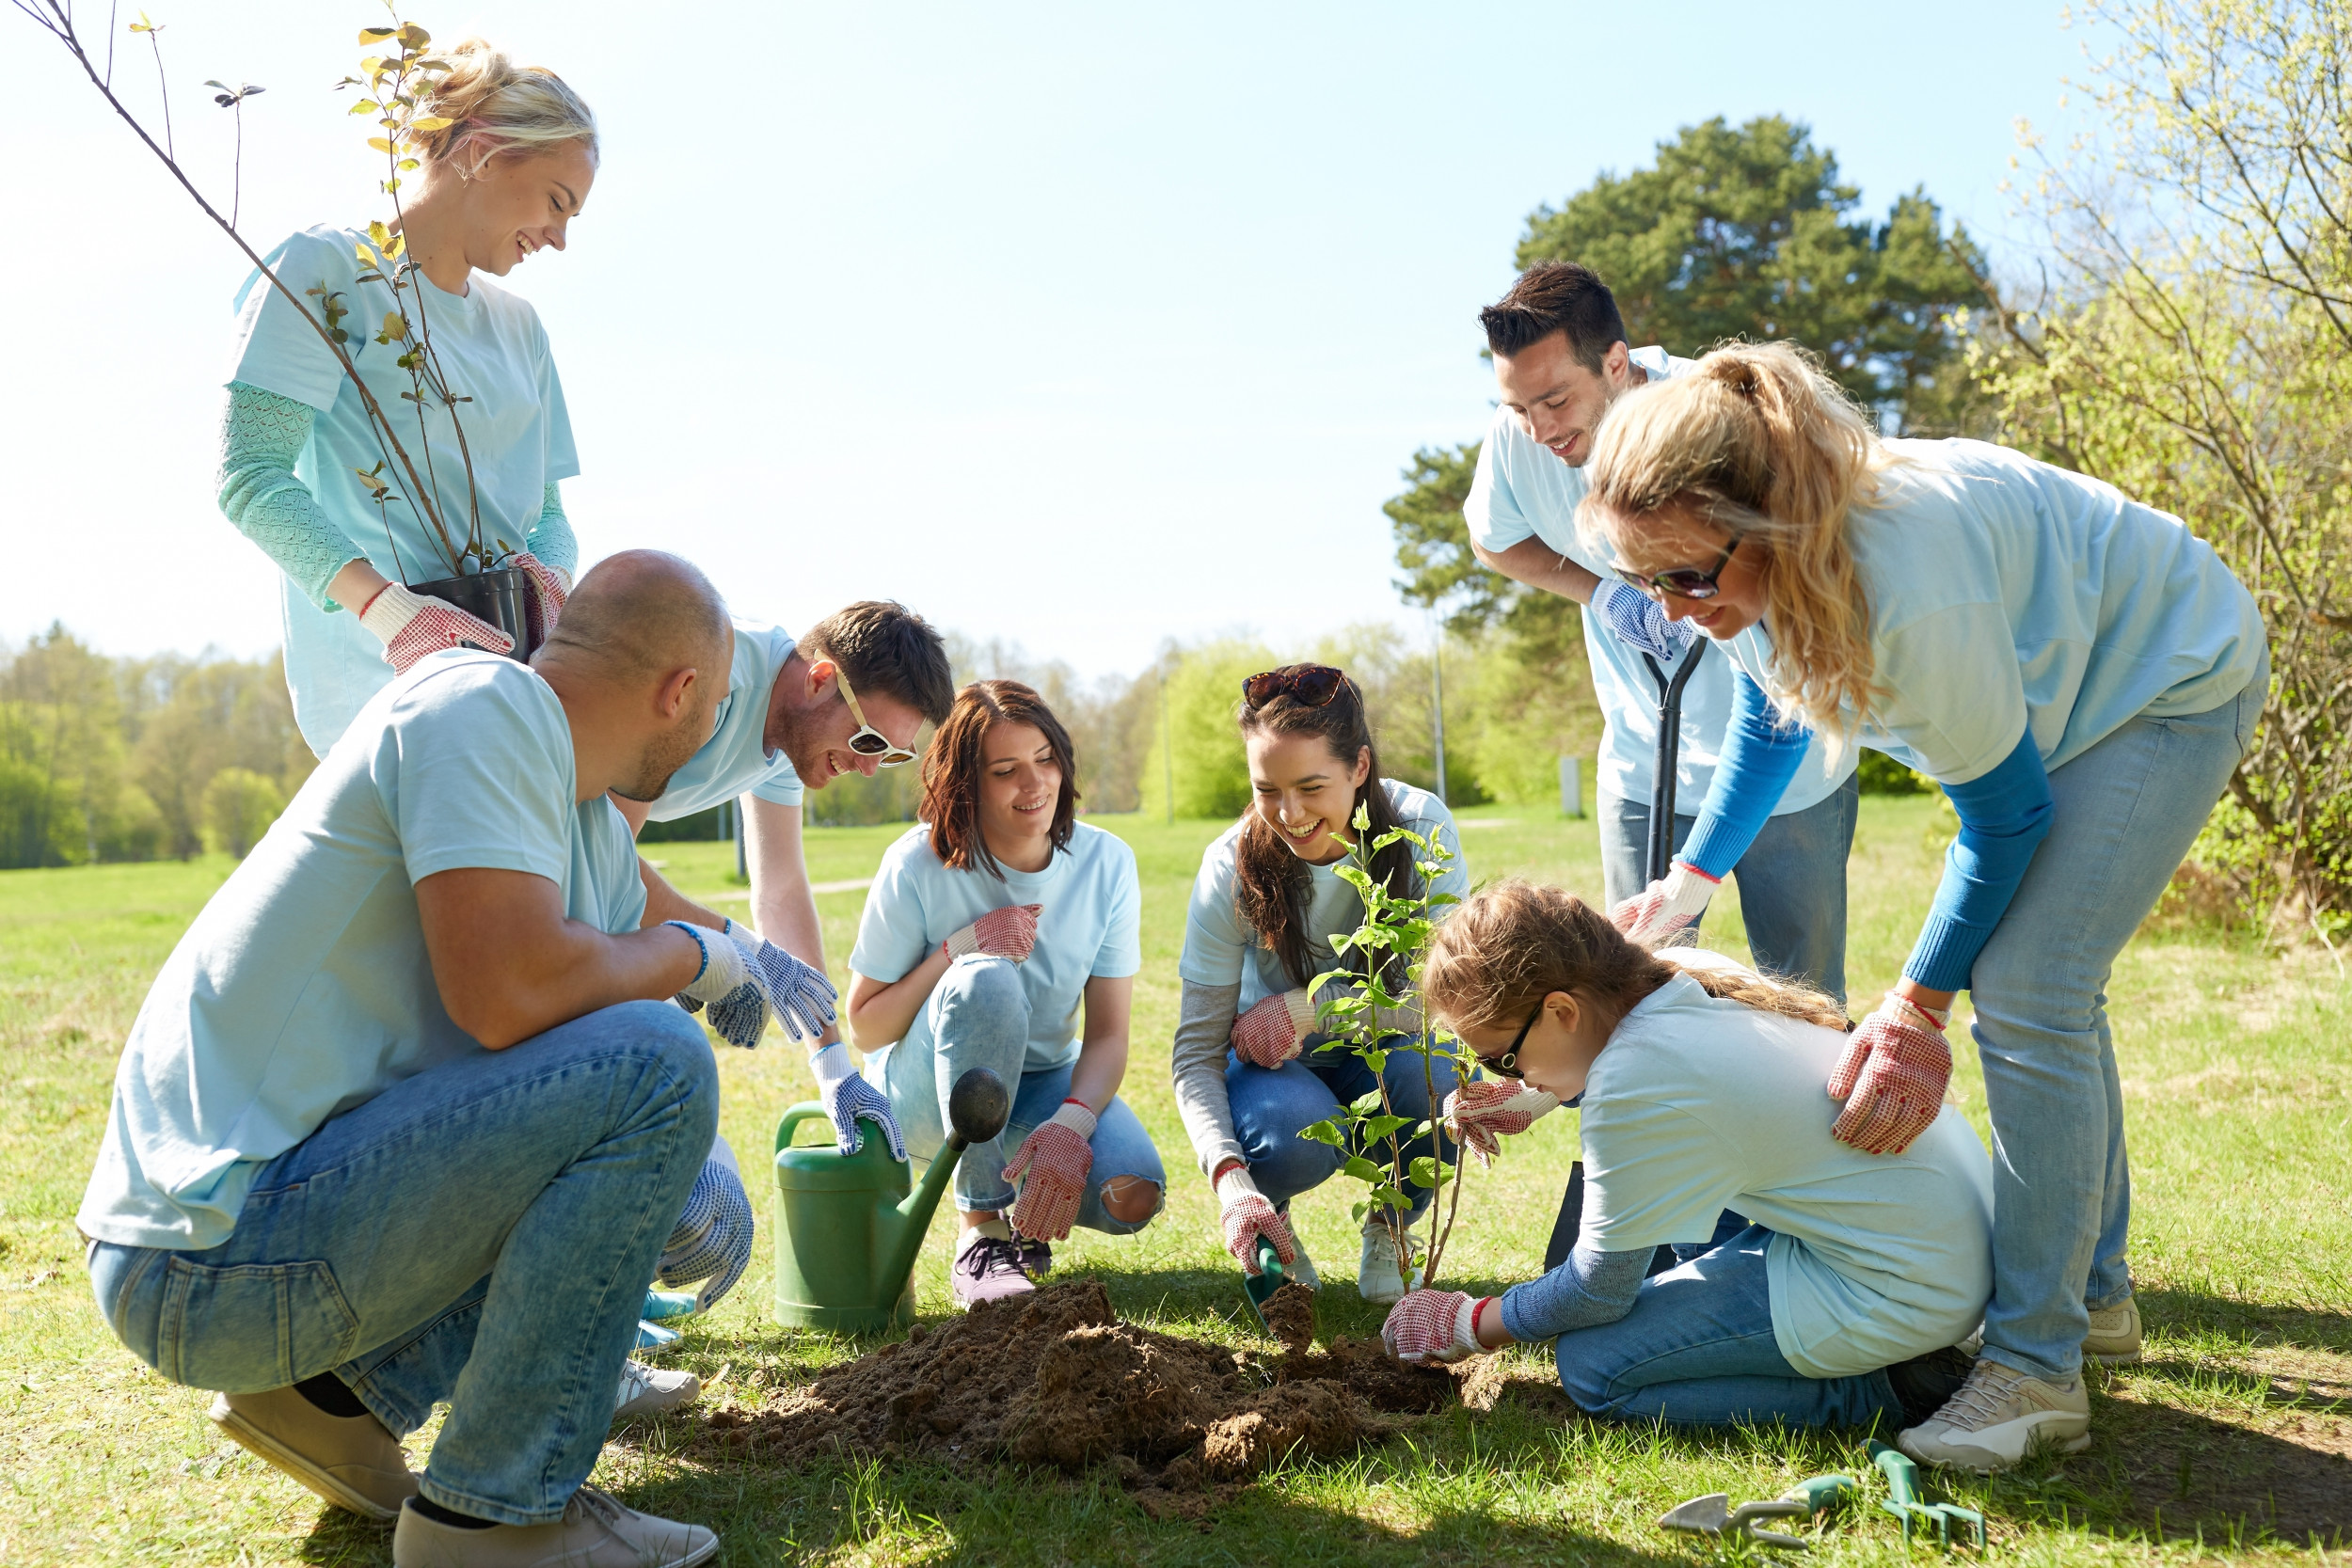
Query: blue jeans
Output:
[[1225, 1034, 1460, 1223], [87, 1001, 717, 1526], [1970, 663, 2265, 1381], [877, 956, 1165, 1230], [1600, 771, 1859, 1004], [1556, 1225, 1904, 1429]]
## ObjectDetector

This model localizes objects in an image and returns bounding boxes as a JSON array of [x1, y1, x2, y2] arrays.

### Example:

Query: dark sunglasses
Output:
[[1242, 663, 1347, 711], [1474, 1003, 1543, 1082], [1614, 533, 1743, 601]]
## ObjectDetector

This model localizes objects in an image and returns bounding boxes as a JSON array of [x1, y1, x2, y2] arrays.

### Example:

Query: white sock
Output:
[[958, 1217, 1012, 1255]]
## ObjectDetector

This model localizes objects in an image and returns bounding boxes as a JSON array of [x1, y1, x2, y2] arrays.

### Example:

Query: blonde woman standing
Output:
[[218, 40, 596, 754], [1578, 344, 2265, 1470]]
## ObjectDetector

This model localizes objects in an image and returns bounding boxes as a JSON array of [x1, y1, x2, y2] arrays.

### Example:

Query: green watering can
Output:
[[771, 1067, 1009, 1334]]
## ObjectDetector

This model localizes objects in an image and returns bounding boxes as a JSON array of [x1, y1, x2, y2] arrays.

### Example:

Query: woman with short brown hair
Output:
[[844, 681, 1164, 1310]]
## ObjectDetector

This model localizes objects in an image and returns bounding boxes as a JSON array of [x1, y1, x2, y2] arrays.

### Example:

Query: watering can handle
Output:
[[775, 1101, 830, 1155]]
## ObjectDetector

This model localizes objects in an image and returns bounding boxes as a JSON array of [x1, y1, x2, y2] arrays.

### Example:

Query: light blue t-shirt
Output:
[[228, 227, 580, 756], [644, 617, 806, 819], [1578, 954, 1994, 1378], [1721, 439, 2266, 784], [849, 820, 1141, 1070], [1179, 780, 1466, 1009], [77, 653, 645, 1251], [1463, 346, 1852, 816]]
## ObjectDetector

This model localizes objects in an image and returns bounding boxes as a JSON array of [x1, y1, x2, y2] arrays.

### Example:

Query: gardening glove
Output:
[[1001, 1100, 1096, 1243], [1828, 993, 1953, 1155], [810, 1040, 907, 1160], [1216, 1164, 1297, 1275], [358, 581, 514, 673], [942, 903, 1042, 962], [1590, 578, 1702, 663], [658, 1139, 753, 1311], [1231, 989, 1318, 1069], [1610, 861, 1718, 947], [1442, 1080, 1562, 1168], [712, 920, 836, 1045], [1381, 1289, 1493, 1365], [511, 549, 568, 648]]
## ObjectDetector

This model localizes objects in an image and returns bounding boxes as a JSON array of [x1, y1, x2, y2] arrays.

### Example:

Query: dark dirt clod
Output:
[[1259, 1281, 1316, 1356], [695, 1279, 1458, 1493]]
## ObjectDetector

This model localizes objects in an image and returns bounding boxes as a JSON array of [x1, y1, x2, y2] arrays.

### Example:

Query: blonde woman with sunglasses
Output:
[[1580, 342, 2265, 1471]]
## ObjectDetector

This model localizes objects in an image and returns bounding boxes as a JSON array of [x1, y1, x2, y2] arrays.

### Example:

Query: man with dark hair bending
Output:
[[77, 551, 824, 1566], [1464, 261, 1860, 1000]]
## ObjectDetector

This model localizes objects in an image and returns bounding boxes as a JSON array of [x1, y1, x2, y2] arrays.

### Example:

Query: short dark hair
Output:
[[1478, 261, 1629, 374], [921, 680, 1080, 878], [798, 601, 954, 725]]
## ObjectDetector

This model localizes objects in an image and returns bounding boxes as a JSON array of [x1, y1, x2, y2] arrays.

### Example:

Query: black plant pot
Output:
[[411, 568, 536, 661]]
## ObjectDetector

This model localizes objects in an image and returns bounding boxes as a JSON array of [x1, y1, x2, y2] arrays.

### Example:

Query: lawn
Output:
[[0, 799, 2345, 1564]]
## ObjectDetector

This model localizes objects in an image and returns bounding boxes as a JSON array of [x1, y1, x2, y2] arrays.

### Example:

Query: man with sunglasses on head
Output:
[[1463, 262, 1860, 1002], [613, 601, 956, 1155]]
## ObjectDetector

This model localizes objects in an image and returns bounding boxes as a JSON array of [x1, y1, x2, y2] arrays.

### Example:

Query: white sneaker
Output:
[[613, 1359, 700, 1421], [1356, 1225, 1422, 1306], [2084, 1296, 2143, 1364], [1281, 1232, 1319, 1291], [392, 1486, 716, 1567], [1899, 1357, 2091, 1472]]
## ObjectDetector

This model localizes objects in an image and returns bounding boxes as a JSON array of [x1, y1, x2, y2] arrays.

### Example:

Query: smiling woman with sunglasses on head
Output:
[[1171, 665, 1469, 1305], [1379, 879, 1994, 1440], [1580, 341, 2265, 1470]]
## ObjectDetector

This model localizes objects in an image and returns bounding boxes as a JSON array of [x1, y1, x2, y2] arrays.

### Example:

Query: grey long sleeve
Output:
[[1171, 979, 1245, 1179], [1498, 1241, 1650, 1342]]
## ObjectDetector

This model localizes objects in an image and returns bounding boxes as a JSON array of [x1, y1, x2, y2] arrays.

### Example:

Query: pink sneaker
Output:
[[951, 1234, 1035, 1309]]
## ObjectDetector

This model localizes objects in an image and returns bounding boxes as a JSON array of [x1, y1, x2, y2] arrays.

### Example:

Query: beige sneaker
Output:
[[1356, 1225, 1422, 1306], [2084, 1296, 2143, 1364], [1899, 1357, 2091, 1472], [613, 1359, 700, 1421], [391, 1487, 717, 1567], [209, 1386, 419, 1523]]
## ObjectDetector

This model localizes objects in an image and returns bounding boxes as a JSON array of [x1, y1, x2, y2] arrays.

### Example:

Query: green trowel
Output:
[[1243, 1235, 1312, 1338]]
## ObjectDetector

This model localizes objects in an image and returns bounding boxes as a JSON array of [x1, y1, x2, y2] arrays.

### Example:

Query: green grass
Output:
[[1, 801, 2346, 1564]]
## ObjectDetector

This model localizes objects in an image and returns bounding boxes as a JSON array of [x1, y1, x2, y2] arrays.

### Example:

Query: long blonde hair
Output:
[[1420, 879, 1849, 1037], [1579, 341, 1889, 745], [414, 39, 598, 175]]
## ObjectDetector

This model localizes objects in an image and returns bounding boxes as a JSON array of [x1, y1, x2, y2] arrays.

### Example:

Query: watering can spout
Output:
[[875, 1067, 1011, 1298]]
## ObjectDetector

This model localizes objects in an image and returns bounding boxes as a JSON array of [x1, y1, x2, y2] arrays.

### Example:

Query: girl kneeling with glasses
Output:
[[1173, 664, 1468, 1306], [845, 681, 1164, 1310], [1385, 879, 1993, 1433]]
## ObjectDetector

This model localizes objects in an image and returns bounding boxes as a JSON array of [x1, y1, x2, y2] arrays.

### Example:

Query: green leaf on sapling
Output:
[[359, 25, 398, 42], [1406, 1157, 1440, 1188], [1341, 1156, 1384, 1184], [1351, 1200, 1371, 1226], [1299, 1119, 1345, 1148], [1352, 802, 1372, 831], [1350, 1090, 1385, 1115], [1361, 1115, 1410, 1142], [409, 115, 453, 131]]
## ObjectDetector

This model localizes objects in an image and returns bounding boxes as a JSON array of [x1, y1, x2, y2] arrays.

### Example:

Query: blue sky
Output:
[[3, 1, 2099, 676]]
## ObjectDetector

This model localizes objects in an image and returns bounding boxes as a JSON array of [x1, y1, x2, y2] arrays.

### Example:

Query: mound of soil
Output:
[[1259, 1281, 1316, 1356], [699, 1279, 1456, 1495]]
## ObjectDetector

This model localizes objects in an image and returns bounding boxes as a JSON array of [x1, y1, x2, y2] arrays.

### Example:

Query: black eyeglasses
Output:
[[1242, 663, 1347, 711], [1614, 533, 1743, 601], [1474, 1003, 1543, 1081]]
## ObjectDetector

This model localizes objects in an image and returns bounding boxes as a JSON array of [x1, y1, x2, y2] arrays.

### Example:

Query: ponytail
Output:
[[413, 38, 598, 174]]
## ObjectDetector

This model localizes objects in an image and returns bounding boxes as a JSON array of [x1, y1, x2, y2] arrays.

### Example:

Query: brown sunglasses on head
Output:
[[1242, 663, 1348, 710]]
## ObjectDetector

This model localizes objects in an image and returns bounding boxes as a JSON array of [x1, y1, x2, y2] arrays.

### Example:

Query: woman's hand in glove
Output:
[[1001, 1101, 1095, 1242], [1590, 578, 1702, 663], [1609, 861, 1719, 947], [1829, 992, 1952, 1155], [1231, 989, 1318, 1069], [1214, 1164, 1297, 1274], [1381, 1289, 1499, 1364], [942, 903, 1043, 962], [809, 1041, 906, 1159], [358, 582, 514, 673], [511, 550, 569, 648], [1443, 1080, 1562, 1167]]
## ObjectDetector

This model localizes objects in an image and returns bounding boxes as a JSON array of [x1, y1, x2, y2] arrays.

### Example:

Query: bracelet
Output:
[[661, 920, 711, 984]]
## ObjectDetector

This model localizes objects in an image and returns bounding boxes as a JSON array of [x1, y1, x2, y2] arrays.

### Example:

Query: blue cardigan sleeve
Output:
[[1904, 733, 2055, 991], [1677, 672, 1811, 880], [1497, 1241, 1649, 1342]]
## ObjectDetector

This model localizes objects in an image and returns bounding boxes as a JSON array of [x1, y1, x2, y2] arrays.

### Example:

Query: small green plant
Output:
[[1297, 801, 1471, 1292]]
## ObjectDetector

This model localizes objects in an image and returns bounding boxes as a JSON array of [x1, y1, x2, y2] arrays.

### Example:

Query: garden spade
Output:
[[1659, 1475, 1855, 1549], [1243, 1235, 1307, 1334]]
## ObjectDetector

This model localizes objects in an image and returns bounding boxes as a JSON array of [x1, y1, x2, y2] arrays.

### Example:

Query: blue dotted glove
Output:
[[659, 1142, 755, 1311], [710, 922, 836, 1046], [1591, 577, 1702, 662], [810, 1041, 907, 1160]]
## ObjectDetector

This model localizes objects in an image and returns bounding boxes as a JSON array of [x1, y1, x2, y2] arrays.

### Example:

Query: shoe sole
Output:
[[2086, 1347, 2143, 1365], [209, 1396, 405, 1524], [614, 1375, 703, 1422], [1900, 1423, 2091, 1474]]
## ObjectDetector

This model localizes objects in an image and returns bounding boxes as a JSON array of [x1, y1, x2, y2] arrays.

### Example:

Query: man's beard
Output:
[[612, 707, 710, 803]]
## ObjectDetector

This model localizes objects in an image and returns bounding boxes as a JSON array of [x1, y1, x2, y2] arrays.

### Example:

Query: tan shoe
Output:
[[209, 1386, 419, 1523], [613, 1359, 700, 1421], [2084, 1296, 2143, 1364], [1898, 1357, 2091, 1472], [391, 1487, 717, 1567]]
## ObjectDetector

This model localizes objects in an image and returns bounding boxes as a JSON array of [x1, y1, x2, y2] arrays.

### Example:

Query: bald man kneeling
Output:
[[77, 552, 801, 1567]]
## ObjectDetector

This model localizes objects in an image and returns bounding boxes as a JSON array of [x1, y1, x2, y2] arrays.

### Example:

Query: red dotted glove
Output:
[[1231, 989, 1318, 1069], [359, 582, 515, 673], [510, 550, 568, 649], [1002, 1101, 1095, 1242], [1829, 993, 1953, 1155], [1609, 861, 1719, 947], [943, 903, 1042, 962], [1443, 1080, 1562, 1168], [1381, 1289, 1492, 1364], [1215, 1164, 1296, 1275]]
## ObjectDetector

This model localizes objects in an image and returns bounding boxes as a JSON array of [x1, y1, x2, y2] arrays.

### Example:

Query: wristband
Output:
[[663, 920, 713, 985], [1888, 994, 1951, 1031], [1043, 1097, 1098, 1141]]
